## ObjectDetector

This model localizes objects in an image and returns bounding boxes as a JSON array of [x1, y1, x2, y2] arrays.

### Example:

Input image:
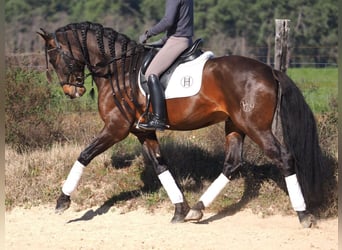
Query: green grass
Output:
[[287, 68, 338, 113]]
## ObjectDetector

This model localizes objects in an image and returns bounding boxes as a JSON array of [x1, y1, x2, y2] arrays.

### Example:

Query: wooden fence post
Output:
[[274, 19, 290, 72]]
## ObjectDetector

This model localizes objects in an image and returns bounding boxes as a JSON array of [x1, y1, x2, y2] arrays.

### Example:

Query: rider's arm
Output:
[[147, 0, 180, 37]]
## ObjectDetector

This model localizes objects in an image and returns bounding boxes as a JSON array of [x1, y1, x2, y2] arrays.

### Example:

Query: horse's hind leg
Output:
[[185, 119, 245, 222], [134, 130, 190, 223], [250, 130, 315, 228]]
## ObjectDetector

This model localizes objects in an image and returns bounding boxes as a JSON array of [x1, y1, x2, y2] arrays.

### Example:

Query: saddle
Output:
[[140, 38, 204, 92]]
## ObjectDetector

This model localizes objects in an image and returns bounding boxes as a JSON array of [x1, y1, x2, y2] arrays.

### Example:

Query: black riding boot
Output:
[[139, 74, 167, 131]]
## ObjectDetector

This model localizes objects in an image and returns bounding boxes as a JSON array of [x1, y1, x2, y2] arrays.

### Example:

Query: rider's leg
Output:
[[139, 36, 191, 131], [139, 74, 167, 130]]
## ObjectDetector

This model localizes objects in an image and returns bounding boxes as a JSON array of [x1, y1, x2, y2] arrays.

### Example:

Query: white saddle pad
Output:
[[139, 51, 214, 99]]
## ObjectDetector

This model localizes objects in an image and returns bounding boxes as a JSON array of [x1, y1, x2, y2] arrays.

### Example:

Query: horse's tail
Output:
[[274, 70, 323, 208]]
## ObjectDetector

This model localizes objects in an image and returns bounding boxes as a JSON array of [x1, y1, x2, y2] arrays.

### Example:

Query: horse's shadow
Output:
[[68, 141, 337, 224], [197, 164, 285, 224], [67, 189, 141, 223]]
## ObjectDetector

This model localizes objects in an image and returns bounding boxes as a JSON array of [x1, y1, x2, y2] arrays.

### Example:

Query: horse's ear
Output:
[[37, 28, 50, 41], [37, 28, 53, 83]]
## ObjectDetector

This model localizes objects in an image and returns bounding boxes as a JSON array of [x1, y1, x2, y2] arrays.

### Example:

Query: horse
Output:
[[38, 21, 323, 228]]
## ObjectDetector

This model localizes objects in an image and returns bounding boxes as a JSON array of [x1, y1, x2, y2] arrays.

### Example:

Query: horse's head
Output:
[[38, 29, 86, 99]]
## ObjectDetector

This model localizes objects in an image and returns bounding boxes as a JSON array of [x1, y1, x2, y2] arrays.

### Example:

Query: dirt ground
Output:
[[5, 204, 338, 250]]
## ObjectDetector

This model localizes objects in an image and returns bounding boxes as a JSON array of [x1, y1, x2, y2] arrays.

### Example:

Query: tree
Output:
[[4, 0, 338, 66]]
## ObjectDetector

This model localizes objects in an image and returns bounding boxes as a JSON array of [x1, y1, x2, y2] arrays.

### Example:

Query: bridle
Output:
[[45, 32, 89, 88], [41, 23, 147, 121], [44, 31, 142, 89]]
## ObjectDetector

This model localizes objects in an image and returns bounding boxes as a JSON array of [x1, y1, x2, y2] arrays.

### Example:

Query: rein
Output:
[[93, 45, 140, 68]]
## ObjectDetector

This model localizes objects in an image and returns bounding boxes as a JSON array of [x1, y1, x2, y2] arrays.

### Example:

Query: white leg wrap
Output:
[[158, 170, 184, 204], [200, 173, 230, 208], [285, 174, 306, 211], [62, 161, 85, 196]]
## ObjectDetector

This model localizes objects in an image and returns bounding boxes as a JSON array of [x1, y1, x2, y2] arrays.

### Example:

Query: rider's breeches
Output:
[[145, 36, 191, 78]]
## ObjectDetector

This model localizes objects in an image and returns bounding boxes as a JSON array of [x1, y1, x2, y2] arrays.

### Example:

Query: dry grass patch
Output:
[[5, 121, 337, 218]]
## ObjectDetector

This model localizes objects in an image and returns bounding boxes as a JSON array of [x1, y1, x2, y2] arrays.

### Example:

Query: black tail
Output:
[[275, 70, 323, 208]]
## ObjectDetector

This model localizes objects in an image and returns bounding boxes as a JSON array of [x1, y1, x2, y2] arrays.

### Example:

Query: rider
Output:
[[138, 0, 194, 131]]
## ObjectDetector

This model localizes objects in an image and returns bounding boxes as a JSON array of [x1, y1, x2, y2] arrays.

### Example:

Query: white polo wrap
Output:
[[200, 173, 230, 207], [158, 170, 184, 204], [285, 174, 306, 211], [62, 161, 85, 196]]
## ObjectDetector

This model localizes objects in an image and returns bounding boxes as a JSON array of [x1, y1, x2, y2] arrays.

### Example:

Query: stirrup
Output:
[[138, 115, 168, 131]]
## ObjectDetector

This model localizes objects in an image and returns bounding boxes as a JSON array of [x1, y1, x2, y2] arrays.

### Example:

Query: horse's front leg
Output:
[[134, 130, 190, 223], [55, 127, 129, 214]]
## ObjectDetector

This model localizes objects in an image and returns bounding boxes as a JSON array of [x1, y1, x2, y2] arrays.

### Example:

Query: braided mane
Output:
[[57, 22, 120, 38], [56, 21, 146, 118], [56, 21, 144, 59], [57, 22, 133, 46]]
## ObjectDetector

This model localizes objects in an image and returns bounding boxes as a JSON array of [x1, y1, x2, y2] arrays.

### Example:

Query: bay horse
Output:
[[38, 21, 323, 228]]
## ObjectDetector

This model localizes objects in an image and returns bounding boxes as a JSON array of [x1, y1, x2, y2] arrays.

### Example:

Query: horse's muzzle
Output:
[[62, 84, 86, 99]]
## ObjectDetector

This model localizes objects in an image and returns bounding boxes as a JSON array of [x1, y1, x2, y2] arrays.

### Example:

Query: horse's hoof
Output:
[[171, 202, 190, 223], [297, 211, 316, 228], [184, 209, 203, 222], [55, 193, 71, 214], [171, 214, 186, 223]]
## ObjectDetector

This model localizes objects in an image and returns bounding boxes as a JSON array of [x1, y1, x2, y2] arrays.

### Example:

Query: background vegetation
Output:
[[5, 0, 337, 66]]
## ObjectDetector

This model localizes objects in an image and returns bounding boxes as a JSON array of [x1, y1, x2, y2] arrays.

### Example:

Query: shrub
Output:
[[5, 68, 63, 151]]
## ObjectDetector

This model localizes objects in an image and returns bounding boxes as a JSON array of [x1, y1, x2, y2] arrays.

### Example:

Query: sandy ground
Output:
[[5, 204, 338, 250]]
